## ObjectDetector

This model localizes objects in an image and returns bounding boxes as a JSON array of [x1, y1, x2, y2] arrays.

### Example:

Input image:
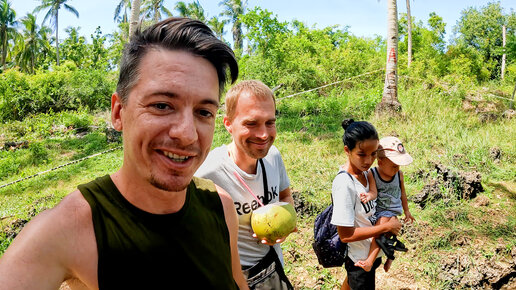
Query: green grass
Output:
[[0, 79, 515, 288]]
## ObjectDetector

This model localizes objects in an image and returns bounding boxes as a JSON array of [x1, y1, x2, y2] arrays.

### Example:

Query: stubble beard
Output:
[[149, 173, 189, 192], [243, 138, 274, 160], [244, 144, 270, 160]]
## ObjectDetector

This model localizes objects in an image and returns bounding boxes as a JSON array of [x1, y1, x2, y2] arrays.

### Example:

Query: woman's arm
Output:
[[337, 218, 401, 243]]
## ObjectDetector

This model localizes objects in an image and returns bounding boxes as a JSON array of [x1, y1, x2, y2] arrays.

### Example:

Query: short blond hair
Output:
[[225, 80, 276, 121]]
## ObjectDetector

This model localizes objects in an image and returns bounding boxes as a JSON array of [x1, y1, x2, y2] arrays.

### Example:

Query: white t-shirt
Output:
[[195, 144, 290, 267], [331, 170, 380, 263]]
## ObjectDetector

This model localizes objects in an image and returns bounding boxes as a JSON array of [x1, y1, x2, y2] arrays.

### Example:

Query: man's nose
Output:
[[169, 111, 198, 145], [254, 124, 268, 139]]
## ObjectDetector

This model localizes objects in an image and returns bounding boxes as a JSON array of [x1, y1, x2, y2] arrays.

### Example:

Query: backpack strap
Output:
[[332, 170, 357, 208], [332, 170, 360, 211], [258, 158, 269, 203], [330, 170, 347, 205]]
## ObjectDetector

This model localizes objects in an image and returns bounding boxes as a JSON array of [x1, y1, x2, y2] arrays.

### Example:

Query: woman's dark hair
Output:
[[341, 119, 379, 150], [116, 17, 238, 104]]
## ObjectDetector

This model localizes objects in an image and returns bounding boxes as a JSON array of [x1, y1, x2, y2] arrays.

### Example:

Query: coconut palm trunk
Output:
[[377, 0, 402, 114], [220, 0, 246, 52], [406, 0, 412, 68], [233, 23, 242, 51], [55, 9, 59, 65], [1, 26, 7, 70], [129, 0, 141, 39], [501, 25, 506, 80]]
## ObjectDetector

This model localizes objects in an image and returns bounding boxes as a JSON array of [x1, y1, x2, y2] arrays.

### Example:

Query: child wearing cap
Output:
[[354, 136, 415, 273]]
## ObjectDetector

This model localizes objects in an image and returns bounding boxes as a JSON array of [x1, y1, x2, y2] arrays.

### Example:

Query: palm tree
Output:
[[37, 25, 53, 67], [142, 0, 172, 23], [406, 0, 412, 68], [17, 13, 39, 73], [501, 24, 506, 79], [33, 0, 79, 66], [219, 0, 246, 51], [114, 0, 131, 23], [377, 0, 402, 114], [175, 1, 206, 22], [208, 16, 228, 41], [129, 0, 141, 39], [0, 0, 17, 70]]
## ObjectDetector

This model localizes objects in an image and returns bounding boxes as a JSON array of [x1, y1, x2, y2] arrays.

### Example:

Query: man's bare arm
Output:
[[216, 185, 249, 290], [279, 187, 294, 206]]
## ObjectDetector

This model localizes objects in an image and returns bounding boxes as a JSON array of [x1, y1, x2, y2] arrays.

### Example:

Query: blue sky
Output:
[[11, 0, 516, 44]]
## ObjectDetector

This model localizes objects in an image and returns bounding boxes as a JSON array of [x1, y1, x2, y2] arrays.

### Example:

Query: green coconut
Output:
[[251, 202, 297, 241]]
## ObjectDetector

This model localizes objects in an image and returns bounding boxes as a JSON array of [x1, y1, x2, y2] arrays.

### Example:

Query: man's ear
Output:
[[111, 93, 123, 131], [223, 116, 232, 134]]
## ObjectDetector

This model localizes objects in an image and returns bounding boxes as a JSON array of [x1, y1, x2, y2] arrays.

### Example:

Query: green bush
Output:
[[0, 67, 116, 122], [29, 142, 49, 165]]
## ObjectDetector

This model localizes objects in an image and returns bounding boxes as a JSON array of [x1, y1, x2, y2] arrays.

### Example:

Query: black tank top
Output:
[[78, 175, 237, 289]]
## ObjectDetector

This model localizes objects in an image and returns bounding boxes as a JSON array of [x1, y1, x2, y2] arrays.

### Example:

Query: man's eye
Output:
[[199, 110, 214, 118], [154, 103, 169, 110]]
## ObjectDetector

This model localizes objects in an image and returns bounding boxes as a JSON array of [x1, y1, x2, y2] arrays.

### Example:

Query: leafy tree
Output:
[[142, 0, 172, 23], [89, 27, 109, 70], [505, 11, 516, 81], [241, 8, 288, 56], [398, 11, 447, 78], [60, 26, 87, 68], [0, 0, 17, 71], [240, 8, 383, 95], [110, 22, 129, 66], [114, 0, 131, 23], [452, 2, 513, 79], [427, 12, 446, 52], [33, 0, 79, 66], [219, 0, 246, 51], [175, 1, 206, 22]]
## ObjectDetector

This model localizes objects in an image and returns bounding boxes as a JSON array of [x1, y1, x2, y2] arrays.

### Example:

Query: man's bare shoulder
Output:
[[7, 189, 92, 249], [55, 190, 92, 221], [32, 189, 93, 235], [214, 184, 234, 209], [0, 190, 97, 289]]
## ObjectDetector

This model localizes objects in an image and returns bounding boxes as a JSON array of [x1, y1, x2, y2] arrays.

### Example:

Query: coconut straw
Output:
[[233, 171, 265, 207]]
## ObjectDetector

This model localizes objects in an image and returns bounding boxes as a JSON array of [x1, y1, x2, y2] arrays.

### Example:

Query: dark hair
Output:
[[341, 119, 379, 150], [116, 17, 238, 104]]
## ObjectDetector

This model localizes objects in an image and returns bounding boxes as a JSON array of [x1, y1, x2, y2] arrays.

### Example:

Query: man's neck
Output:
[[227, 142, 258, 174], [110, 169, 187, 215]]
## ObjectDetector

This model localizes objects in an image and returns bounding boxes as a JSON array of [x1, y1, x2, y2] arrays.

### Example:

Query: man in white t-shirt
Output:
[[196, 80, 295, 289]]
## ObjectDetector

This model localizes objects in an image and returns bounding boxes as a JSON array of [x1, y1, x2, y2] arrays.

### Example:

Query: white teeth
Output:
[[163, 151, 189, 162]]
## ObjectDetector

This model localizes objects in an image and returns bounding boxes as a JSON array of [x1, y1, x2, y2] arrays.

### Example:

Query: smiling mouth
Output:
[[248, 139, 270, 146], [162, 151, 191, 163]]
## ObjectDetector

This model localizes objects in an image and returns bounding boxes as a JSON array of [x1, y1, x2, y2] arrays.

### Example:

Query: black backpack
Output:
[[312, 171, 354, 268]]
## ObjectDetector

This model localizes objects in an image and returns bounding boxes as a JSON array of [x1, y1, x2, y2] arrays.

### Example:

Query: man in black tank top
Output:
[[0, 18, 248, 290]]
